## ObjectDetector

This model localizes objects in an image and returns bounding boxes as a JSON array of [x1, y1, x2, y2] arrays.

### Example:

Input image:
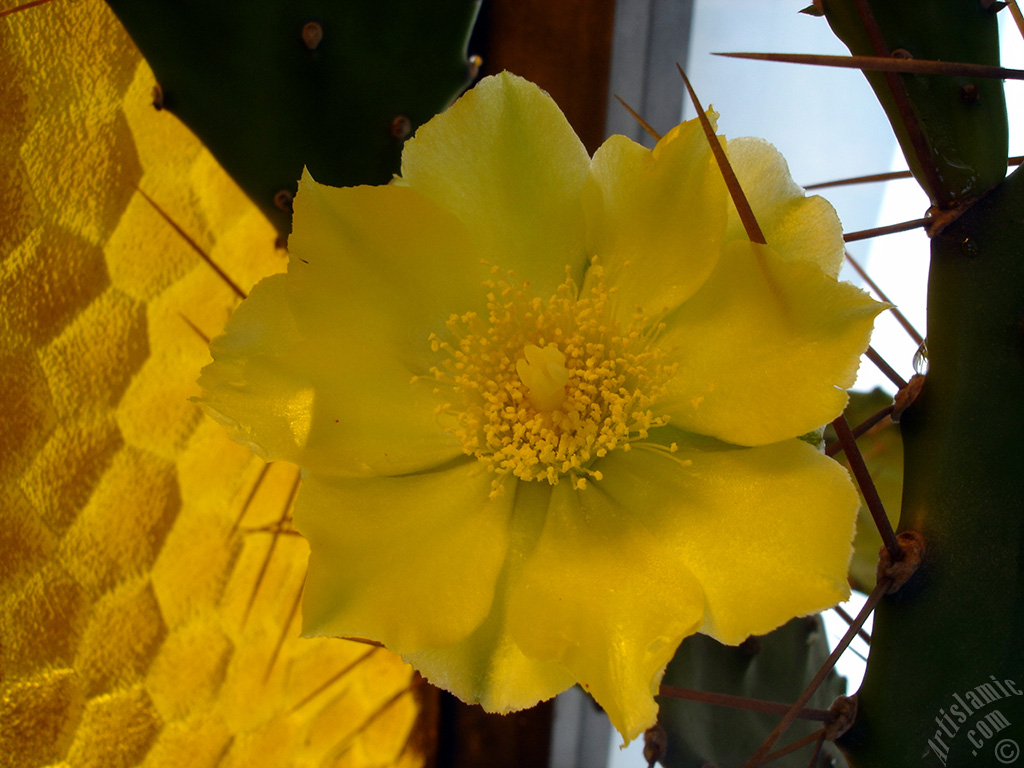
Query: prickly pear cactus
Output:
[[103, 1, 481, 236], [823, 2, 1024, 766]]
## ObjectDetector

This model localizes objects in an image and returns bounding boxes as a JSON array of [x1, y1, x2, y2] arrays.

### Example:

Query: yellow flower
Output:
[[198, 72, 885, 742]]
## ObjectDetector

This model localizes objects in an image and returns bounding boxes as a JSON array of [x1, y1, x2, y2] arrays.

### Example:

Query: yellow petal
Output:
[[400, 72, 590, 297], [404, 615, 576, 716], [197, 273, 463, 477], [508, 483, 705, 743], [288, 170, 489, 371], [296, 462, 514, 649], [724, 137, 846, 276], [656, 241, 886, 446], [596, 434, 858, 645], [399, 481, 577, 713], [583, 121, 727, 320]]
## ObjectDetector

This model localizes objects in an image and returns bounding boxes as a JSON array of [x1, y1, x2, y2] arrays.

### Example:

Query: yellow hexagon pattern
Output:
[[0, 2, 433, 767]]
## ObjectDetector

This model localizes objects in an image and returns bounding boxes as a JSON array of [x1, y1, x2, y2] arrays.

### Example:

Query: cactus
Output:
[[7, 1, 1023, 765], [839, 152, 1024, 768], [818, 3, 1024, 766], [822, 0, 1008, 206], [102, 0, 481, 236], [655, 4, 1023, 766]]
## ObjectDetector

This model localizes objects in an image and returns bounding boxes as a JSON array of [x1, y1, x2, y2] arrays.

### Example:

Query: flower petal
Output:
[[403, 612, 576, 716], [596, 435, 858, 646], [197, 274, 314, 461], [296, 462, 514, 649], [401, 481, 577, 713], [656, 241, 886, 446], [288, 170, 489, 370], [724, 137, 845, 276], [507, 482, 705, 742], [400, 72, 591, 296], [583, 120, 727, 321], [198, 270, 463, 477]]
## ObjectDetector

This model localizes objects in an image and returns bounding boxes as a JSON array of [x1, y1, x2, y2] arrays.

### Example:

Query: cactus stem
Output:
[[678, 64, 767, 245], [658, 686, 832, 722], [850, 0, 950, 205], [612, 95, 661, 141], [135, 185, 248, 300], [864, 346, 907, 389], [832, 414, 900, 559], [714, 51, 1024, 80], [743, 576, 890, 767], [842, 216, 929, 242]]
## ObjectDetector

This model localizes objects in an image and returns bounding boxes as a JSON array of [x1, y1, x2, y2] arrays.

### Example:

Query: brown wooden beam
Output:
[[480, 0, 618, 154]]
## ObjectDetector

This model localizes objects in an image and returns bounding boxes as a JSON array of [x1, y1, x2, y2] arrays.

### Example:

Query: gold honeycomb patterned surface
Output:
[[0, 2, 432, 766]]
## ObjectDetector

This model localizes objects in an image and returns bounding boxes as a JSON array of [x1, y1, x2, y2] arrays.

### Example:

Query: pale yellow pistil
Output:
[[516, 344, 570, 412], [428, 265, 673, 491]]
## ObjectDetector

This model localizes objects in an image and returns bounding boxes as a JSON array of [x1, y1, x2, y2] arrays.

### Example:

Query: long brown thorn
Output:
[[658, 686, 831, 722], [825, 404, 894, 457], [742, 577, 890, 767], [761, 729, 826, 766], [614, 95, 662, 141], [866, 345, 908, 389], [845, 251, 923, 345], [843, 217, 930, 242], [1007, 0, 1024, 41], [807, 156, 1024, 190], [833, 605, 872, 645], [136, 185, 248, 299], [0, 0, 57, 18], [677, 64, 766, 245], [715, 51, 1024, 81], [832, 414, 900, 560]]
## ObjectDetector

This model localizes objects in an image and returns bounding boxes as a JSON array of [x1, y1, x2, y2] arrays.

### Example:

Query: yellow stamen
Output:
[[426, 264, 674, 492]]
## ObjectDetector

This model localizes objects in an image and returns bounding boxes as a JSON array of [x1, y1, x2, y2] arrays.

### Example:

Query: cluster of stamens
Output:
[[425, 263, 674, 492]]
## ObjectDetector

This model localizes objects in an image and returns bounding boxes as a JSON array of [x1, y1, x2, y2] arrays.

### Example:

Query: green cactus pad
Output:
[[657, 617, 848, 767], [822, 0, 1008, 206], [104, 0, 481, 235]]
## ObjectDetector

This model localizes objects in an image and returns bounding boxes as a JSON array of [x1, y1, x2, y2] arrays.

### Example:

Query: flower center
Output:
[[516, 344, 570, 412], [428, 264, 673, 491]]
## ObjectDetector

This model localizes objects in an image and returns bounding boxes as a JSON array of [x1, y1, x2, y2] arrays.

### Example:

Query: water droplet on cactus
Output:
[[913, 340, 929, 375]]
